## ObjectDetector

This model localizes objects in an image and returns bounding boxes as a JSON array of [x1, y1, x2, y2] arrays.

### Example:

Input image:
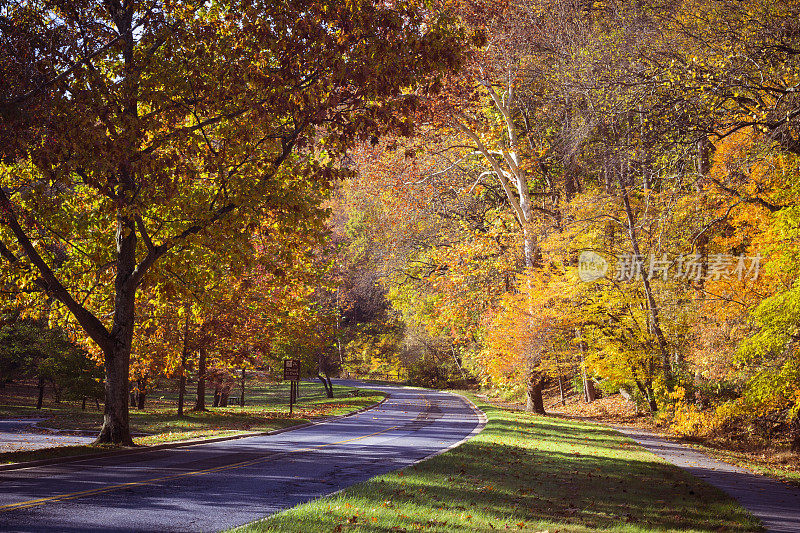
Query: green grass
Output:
[[0, 444, 114, 465], [684, 441, 800, 488], [0, 380, 384, 464], [233, 394, 763, 533]]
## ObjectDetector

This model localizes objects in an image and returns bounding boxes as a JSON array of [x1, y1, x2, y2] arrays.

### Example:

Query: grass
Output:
[[232, 393, 763, 533], [684, 441, 800, 488], [0, 379, 384, 464], [0, 444, 114, 465], [546, 388, 800, 488]]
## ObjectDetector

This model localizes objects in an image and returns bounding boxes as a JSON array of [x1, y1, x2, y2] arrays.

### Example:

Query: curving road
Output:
[[0, 382, 484, 532]]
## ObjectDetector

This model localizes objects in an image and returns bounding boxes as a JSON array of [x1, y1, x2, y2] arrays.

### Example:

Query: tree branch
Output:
[[703, 174, 787, 213], [0, 188, 112, 352]]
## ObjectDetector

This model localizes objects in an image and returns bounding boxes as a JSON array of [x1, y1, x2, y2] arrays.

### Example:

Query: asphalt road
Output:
[[0, 381, 484, 532], [616, 426, 800, 533], [0, 420, 95, 453]]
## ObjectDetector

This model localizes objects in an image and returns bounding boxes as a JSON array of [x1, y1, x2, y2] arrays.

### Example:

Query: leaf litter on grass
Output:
[[232, 394, 762, 533]]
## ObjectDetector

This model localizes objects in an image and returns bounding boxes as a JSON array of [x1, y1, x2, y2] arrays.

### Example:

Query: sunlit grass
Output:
[[233, 394, 762, 533], [0, 381, 384, 463]]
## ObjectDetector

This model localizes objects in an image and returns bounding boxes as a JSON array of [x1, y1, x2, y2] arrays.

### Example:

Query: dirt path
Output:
[[616, 426, 800, 533]]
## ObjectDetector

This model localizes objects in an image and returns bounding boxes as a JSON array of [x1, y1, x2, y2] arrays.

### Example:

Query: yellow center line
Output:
[[0, 425, 400, 513]]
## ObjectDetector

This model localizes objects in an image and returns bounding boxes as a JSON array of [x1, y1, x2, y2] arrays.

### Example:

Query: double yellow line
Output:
[[0, 425, 399, 513]]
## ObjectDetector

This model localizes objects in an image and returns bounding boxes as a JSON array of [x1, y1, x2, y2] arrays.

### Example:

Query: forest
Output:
[[1, 0, 799, 459]]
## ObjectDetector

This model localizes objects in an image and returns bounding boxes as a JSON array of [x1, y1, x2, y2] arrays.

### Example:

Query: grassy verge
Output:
[[547, 389, 800, 488], [233, 394, 762, 533], [684, 442, 800, 488], [0, 381, 384, 464], [0, 445, 112, 465]]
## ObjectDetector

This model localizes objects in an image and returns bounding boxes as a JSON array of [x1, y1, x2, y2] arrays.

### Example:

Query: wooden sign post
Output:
[[283, 359, 301, 416]]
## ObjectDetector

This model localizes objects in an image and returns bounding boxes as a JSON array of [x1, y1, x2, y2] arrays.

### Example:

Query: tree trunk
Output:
[[193, 347, 207, 411], [130, 378, 146, 409], [633, 377, 658, 413], [219, 391, 229, 407], [791, 411, 800, 453], [554, 353, 565, 406], [576, 328, 596, 403], [51, 379, 60, 403], [648, 397, 658, 413], [239, 368, 246, 407], [177, 369, 186, 417], [36, 375, 45, 409], [584, 377, 597, 403], [317, 374, 334, 398], [136, 377, 147, 409], [178, 322, 189, 417], [95, 214, 137, 446], [95, 342, 134, 445], [177, 310, 190, 418], [94, 9, 140, 445], [82, 397, 86, 410], [2, 168, 138, 445], [526, 375, 546, 414], [523, 227, 536, 269], [619, 178, 672, 388], [317, 352, 334, 398]]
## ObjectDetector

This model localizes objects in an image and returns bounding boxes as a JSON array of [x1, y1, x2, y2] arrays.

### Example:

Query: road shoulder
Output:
[[615, 425, 800, 533]]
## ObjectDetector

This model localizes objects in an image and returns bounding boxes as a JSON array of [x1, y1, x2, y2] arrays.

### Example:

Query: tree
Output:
[[0, 0, 464, 444], [0, 311, 101, 408]]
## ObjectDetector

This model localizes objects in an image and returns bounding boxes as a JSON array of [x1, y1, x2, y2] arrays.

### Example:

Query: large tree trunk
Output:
[[526, 375, 546, 414], [94, 2, 141, 447], [96, 342, 134, 445], [790, 411, 800, 453], [95, 215, 137, 446], [193, 347, 207, 411]]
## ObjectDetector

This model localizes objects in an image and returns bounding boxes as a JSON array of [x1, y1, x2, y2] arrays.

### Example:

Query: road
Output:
[[616, 426, 800, 533], [0, 382, 484, 532], [0, 420, 95, 453]]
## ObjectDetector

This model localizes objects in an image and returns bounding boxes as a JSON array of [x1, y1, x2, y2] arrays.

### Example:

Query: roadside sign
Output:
[[283, 359, 301, 381], [284, 359, 301, 416]]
